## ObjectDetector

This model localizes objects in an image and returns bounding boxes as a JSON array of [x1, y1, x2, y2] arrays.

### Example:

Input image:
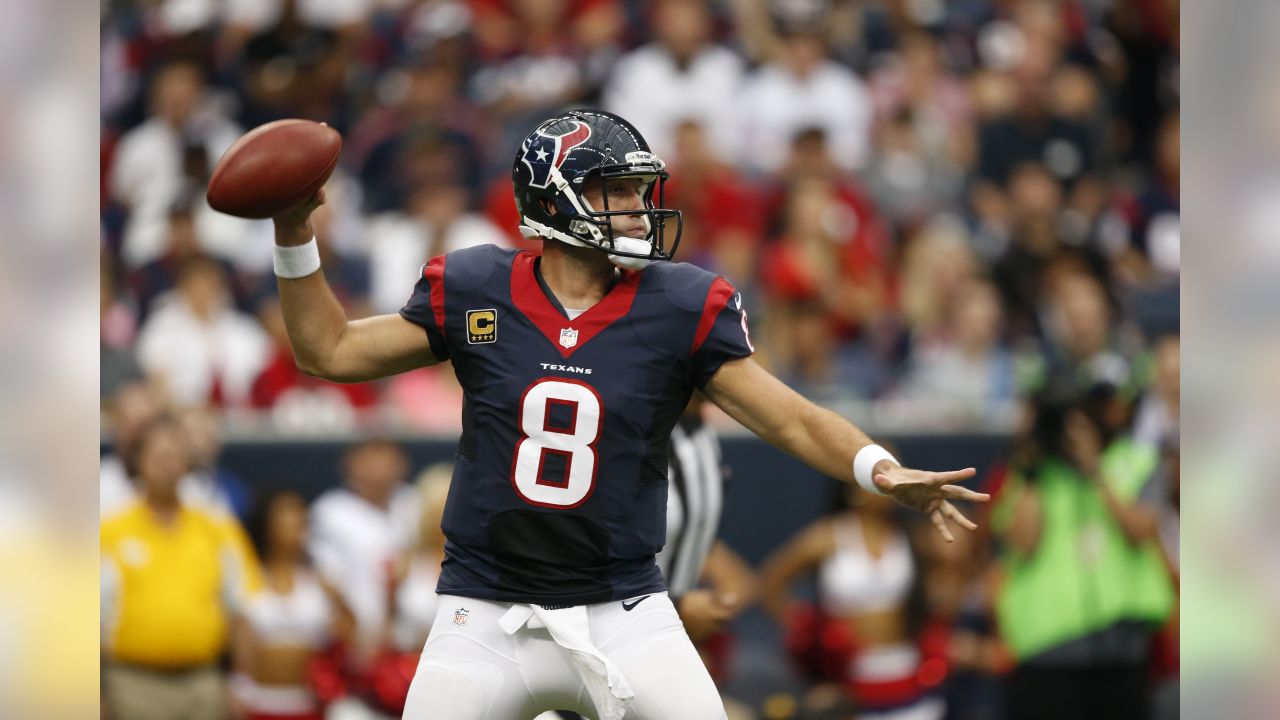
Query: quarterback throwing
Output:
[[269, 110, 988, 719]]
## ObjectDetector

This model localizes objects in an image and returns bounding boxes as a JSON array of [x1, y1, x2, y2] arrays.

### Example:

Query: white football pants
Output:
[[402, 592, 726, 720]]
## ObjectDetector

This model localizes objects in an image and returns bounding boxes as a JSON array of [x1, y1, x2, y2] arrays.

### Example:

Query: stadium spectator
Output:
[[469, 0, 617, 172], [758, 174, 894, 397], [891, 279, 1016, 425], [603, 0, 746, 162], [101, 383, 247, 519], [177, 404, 253, 521], [223, 0, 360, 131], [391, 464, 454, 654], [232, 490, 352, 720], [100, 380, 166, 518], [222, 0, 377, 50], [251, 297, 380, 430], [358, 118, 486, 216], [135, 255, 272, 407], [972, 4, 1096, 192], [101, 415, 263, 720], [736, 10, 873, 175], [367, 180, 510, 315], [1038, 271, 1134, 392], [660, 119, 763, 282], [345, 59, 481, 175], [760, 481, 945, 720], [867, 31, 973, 170], [382, 365, 467, 432], [863, 105, 968, 230], [897, 217, 979, 343], [130, 206, 250, 323], [988, 166, 1112, 345], [107, 60, 270, 269], [308, 441, 421, 667], [992, 388, 1174, 720], [758, 127, 891, 275], [862, 30, 975, 227], [760, 175, 890, 331]]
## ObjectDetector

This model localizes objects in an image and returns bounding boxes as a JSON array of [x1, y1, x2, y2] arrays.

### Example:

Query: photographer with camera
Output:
[[992, 383, 1175, 720]]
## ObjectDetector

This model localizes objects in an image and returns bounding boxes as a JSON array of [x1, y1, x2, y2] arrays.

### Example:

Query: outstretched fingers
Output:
[[928, 467, 977, 485], [941, 484, 991, 503], [941, 500, 978, 531], [930, 508, 956, 543]]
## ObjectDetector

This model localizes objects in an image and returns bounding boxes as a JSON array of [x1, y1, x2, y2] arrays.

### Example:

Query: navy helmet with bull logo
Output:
[[511, 109, 683, 269]]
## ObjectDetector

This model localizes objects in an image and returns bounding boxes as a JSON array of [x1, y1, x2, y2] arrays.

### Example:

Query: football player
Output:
[[268, 110, 988, 719]]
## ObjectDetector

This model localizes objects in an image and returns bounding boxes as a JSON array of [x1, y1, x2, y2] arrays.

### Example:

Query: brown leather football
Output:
[[207, 119, 342, 219]]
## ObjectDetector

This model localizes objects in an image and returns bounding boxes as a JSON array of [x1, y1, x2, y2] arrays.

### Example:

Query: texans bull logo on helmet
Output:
[[520, 121, 593, 189]]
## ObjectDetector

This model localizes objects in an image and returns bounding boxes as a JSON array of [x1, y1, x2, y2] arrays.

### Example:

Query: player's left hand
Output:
[[874, 465, 990, 542], [677, 589, 739, 643]]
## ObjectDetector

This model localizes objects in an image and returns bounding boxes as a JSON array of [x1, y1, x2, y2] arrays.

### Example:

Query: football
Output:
[[206, 119, 342, 219]]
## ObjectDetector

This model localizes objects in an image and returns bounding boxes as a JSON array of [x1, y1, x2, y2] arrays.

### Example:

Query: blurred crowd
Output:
[[101, 0, 1179, 432], [99, 0, 1179, 718]]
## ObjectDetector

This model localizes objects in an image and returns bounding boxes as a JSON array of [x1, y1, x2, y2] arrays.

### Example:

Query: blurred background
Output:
[[97, 0, 1180, 719]]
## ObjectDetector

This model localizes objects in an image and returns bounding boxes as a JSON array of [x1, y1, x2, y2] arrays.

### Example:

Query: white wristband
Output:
[[273, 237, 322, 279], [853, 444, 898, 495]]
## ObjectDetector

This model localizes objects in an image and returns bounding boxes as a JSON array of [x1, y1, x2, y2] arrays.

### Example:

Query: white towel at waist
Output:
[[499, 603, 634, 720]]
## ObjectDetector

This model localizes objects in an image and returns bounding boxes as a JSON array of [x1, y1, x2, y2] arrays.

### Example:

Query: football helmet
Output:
[[512, 109, 682, 269]]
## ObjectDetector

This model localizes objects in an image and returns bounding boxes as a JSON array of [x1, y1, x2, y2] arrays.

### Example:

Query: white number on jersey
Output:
[[511, 378, 603, 508]]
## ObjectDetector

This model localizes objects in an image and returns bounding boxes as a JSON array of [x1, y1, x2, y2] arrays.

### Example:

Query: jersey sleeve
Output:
[[398, 255, 451, 361], [689, 276, 755, 389]]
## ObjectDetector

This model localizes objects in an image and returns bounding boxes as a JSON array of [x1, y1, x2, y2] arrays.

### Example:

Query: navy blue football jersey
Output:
[[399, 245, 754, 605]]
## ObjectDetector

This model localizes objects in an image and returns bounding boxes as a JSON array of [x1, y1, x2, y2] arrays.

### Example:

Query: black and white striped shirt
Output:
[[656, 417, 725, 597]]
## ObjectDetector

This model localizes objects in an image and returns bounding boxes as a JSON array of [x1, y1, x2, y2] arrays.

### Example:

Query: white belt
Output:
[[499, 603, 634, 720]]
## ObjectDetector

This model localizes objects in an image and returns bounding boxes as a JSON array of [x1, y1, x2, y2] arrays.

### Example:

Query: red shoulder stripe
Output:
[[691, 276, 735, 354], [423, 255, 447, 335]]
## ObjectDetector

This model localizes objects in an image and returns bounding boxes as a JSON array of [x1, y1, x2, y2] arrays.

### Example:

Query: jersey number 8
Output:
[[511, 378, 603, 508]]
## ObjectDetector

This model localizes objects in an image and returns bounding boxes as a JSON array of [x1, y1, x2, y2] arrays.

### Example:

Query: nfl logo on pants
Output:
[[453, 608, 469, 626], [559, 328, 579, 349]]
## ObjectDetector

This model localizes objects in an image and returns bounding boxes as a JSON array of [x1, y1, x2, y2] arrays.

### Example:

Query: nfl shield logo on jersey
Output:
[[559, 328, 579, 349], [452, 608, 469, 626]]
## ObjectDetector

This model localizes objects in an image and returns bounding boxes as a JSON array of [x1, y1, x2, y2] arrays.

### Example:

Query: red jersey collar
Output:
[[510, 251, 641, 359]]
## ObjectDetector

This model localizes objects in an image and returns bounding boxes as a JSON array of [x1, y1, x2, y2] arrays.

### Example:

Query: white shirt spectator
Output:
[[392, 556, 441, 652], [366, 212, 509, 315], [308, 486, 421, 645], [110, 114, 273, 269], [738, 60, 873, 174], [135, 295, 271, 408], [604, 43, 746, 162]]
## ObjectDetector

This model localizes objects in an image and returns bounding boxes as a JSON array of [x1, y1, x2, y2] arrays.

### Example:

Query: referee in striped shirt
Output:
[[658, 393, 755, 644]]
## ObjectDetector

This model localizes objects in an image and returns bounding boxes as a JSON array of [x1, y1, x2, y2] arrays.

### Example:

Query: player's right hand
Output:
[[272, 189, 326, 245]]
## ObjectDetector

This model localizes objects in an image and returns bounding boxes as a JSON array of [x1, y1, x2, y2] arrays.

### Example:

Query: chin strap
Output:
[[607, 237, 652, 270]]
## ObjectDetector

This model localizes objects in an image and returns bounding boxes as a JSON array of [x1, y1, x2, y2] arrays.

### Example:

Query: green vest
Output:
[[994, 438, 1174, 660]]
